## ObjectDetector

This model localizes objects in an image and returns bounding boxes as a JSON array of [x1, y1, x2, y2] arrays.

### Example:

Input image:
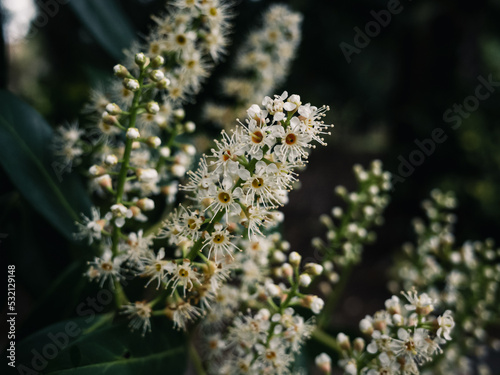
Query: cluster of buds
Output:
[[391, 190, 500, 374], [313, 161, 392, 269], [336, 290, 455, 375], [204, 4, 303, 129]]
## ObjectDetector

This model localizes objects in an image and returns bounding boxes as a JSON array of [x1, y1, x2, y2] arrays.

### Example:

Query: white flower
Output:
[[201, 224, 241, 262], [75, 207, 107, 244], [165, 259, 201, 297], [86, 249, 124, 288], [120, 301, 152, 336], [436, 310, 454, 341]]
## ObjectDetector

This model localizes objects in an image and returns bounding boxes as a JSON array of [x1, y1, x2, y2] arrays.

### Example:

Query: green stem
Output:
[[318, 263, 354, 329], [312, 328, 341, 354], [189, 343, 207, 375]]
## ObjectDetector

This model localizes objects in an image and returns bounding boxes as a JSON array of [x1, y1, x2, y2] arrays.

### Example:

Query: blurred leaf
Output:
[[0, 90, 91, 241], [16, 314, 187, 374], [69, 0, 136, 61]]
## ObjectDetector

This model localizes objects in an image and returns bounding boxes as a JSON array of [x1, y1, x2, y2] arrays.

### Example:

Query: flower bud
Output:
[[184, 121, 196, 133], [151, 55, 165, 68], [289, 251, 301, 266], [135, 53, 149, 67], [299, 273, 312, 287], [89, 165, 106, 176], [136, 168, 158, 182], [146, 101, 160, 114], [105, 103, 122, 115], [101, 111, 118, 125], [174, 108, 185, 120], [160, 147, 171, 158], [136, 198, 155, 211], [126, 127, 140, 139], [123, 78, 140, 92], [96, 174, 112, 189], [305, 263, 323, 276], [150, 70, 165, 82], [353, 337, 365, 352], [104, 154, 118, 166], [156, 78, 171, 89], [281, 263, 293, 278], [337, 332, 351, 351], [315, 353, 331, 374], [302, 295, 324, 314], [147, 136, 161, 148], [113, 64, 129, 78]]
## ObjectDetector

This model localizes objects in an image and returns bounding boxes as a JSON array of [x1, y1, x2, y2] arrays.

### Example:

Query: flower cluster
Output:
[[336, 290, 455, 375], [202, 248, 325, 375], [390, 190, 500, 374], [204, 4, 303, 129]]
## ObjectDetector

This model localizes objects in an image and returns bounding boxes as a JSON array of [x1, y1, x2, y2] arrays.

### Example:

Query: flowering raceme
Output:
[[35, 1, 474, 374]]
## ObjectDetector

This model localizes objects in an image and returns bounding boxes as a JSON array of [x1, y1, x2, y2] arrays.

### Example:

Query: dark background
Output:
[[1, 0, 500, 367]]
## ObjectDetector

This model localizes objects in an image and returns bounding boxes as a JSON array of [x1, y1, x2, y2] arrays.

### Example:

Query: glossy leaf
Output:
[[16, 314, 187, 375], [0, 90, 91, 241]]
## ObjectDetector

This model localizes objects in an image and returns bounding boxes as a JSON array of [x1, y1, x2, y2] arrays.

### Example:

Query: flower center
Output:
[[265, 350, 277, 360], [222, 150, 232, 161], [285, 133, 297, 145], [187, 218, 198, 230], [209, 7, 217, 16], [101, 262, 113, 271], [213, 234, 225, 244], [218, 192, 231, 203], [155, 263, 162, 272], [176, 34, 187, 45], [251, 130, 264, 144], [179, 269, 189, 277], [251, 177, 264, 189]]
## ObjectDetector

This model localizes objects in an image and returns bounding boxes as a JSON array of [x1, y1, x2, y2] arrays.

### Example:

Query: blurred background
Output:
[[1, 0, 500, 366]]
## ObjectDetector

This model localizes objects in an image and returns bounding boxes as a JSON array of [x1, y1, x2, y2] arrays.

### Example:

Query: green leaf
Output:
[[16, 314, 187, 375], [0, 90, 91, 241], [69, 0, 136, 61]]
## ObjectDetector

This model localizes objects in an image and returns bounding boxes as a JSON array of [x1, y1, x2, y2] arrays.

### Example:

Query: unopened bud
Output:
[[147, 136, 161, 148], [299, 274, 312, 287], [126, 127, 140, 139], [184, 121, 196, 133], [135, 53, 149, 67], [150, 70, 165, 82], [123, 78, 140, 92], [160, 147, 171, 158], [104, 155, 118, 166], [281, 263, 293, 277], [136, 198, 155, 211], [156, 78, 171, 89], [174, 108, 185, 120], [89, 165, 106, 176], [337, 333, 351, 351], [105, 103, 122, 115], [353, 337, 365, 352], [146, 101, 160, 114], [102, 111, 118, 125], [151, 55, 165, 68], [113, 64, 129, 78], [305, 263, 323, 276], [96, 174, 112, 189], [289, 251, 301, 266], [136, 168, 158, 182]]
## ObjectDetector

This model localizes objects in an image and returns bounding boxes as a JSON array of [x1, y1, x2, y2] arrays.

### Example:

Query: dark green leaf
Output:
[[0, 90, 91, 241], [68, 0, 136, 61], [16, 314, 187, 375]]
